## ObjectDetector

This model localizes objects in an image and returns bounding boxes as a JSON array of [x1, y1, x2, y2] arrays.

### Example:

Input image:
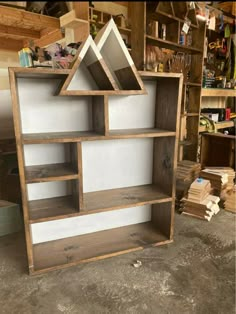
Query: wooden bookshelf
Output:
[[9, 21, 182, 274]]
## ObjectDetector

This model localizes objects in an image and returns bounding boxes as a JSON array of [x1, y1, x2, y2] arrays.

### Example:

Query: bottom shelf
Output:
[[33, 222, 171, 273]]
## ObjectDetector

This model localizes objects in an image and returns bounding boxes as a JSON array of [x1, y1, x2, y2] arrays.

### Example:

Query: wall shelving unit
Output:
[[129, 1, 206, 162], [9, 21, 182, 274]]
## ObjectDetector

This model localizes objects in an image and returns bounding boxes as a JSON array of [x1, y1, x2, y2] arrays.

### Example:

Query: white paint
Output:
[[109, 80, 156, 129], [27, 181, 72, 201], [31, 205, 152, 244], [82, 138, 153, 193], [23, 143, 70, 166], [67, 61, 98, 91], [95, 19, 133, 68], [18, 78, 93, 133], [77, 35, 102, 65]]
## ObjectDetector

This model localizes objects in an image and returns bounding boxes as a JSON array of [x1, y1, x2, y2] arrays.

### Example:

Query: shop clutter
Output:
[[18, 42, 82, 69], [176, 163, 236, 221]]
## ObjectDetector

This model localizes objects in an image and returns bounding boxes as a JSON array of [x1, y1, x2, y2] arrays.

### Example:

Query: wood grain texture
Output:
[[152, 202, 173, 240], [8, 68, 34, 272], [130, 2, 146, 70], [114, 64, 145, 91], [108, 128, 176, 138], [29, 195, 78, 223], [32, 222, 170, 273], [201, 88, 236, 97], [92, 96, 106, 134], [25, 163, 79, 183], [77, 142, 84, 209], [88, 59, 118, 90], [83, 184, 171, 213]]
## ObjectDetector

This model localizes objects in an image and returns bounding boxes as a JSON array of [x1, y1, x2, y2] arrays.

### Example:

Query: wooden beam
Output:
[[0, 24, 40, 39], [0, 37, 23, 51], [32, 29, 64, 48], [0, 5, 60, 29]]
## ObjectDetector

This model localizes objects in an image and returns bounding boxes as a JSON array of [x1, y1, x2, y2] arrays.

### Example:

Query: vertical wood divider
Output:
[[9, 69, 34, 274], [77, 142, 84, 209], [104, 95, 109, 136]]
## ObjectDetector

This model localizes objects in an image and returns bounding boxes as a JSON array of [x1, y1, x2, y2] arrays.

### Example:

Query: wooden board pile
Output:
[[199, 167, 235, 195], [175, 160, 201, 209], [180, 178, 220, 221], [176, 160, 201, 182], [223, 186, 236, 213]]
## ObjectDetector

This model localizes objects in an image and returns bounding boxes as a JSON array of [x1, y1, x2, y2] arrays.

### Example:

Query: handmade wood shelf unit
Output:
[[129, 1, 206, 162], [9, 22, 182, 275]]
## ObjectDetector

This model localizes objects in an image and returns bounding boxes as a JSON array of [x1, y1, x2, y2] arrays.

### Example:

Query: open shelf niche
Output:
[[94, 18, 145, 92], [9, 19, 182, 274]]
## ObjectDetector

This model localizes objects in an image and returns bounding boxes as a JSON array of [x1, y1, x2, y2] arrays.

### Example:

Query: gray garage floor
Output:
[[0, 210, 235, 314]]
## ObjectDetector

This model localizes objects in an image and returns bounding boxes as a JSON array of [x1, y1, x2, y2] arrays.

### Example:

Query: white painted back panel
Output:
[[24, 143, 70, 166], [109, 80, 156, 130], [82, 138, 153, 193], [31, 205, 151, 244], [27, 181, 72, 201], [18, 78, 93, 133], [68, 62, 98, 90]]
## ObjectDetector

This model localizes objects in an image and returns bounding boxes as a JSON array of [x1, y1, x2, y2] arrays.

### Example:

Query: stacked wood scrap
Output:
[[180, 178, 220, 221], [175, 160, 201, 210], [176, 160, 201, 182], [199, 167, 235, 195], [181, 195, 220, 221], [224, 186, 236, 213]]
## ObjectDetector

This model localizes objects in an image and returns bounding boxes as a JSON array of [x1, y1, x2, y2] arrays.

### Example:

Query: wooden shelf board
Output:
[[149, 10, 198, 29], [146, 35, 202, 54], [83, 184, 172, 213], [22, 131, 103, 144], [22, 128, 175, 144], [181, 113, 199, 117], [199, 120, 234, 132], [29, 196, 78, 223], [201, 88, 236, 97], [90, 20, 131, 35], [33, 222, 171, 273], [108, 128, 176, 138], [9, 67, 70, 78], [184, 82, 202, 87], [29, 184, 172, 223], [60, 90, 146, 96], [25, 163, 78, 183]]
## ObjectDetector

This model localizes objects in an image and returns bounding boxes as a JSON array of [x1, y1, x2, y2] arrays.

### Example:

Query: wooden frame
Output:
[[9, 45, 182, 274], [130, 1, 206, 161]]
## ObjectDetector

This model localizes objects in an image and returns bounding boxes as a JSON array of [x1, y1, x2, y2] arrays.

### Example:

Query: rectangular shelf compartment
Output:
[[25, 163, 78, 183], [83, 184, 172, 214], [32, 221, 171, 273], [29, 195, 78, 223]]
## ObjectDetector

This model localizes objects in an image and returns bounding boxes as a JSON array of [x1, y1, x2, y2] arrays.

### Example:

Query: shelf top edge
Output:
[[139, 71, 183, 79]]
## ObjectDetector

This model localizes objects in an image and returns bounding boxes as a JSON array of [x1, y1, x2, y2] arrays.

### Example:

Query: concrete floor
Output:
[[0, 211, 235, 314]]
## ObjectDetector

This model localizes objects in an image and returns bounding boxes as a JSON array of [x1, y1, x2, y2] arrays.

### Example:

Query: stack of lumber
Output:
[[176, 160, 201, 182], [175, 160, 201, 210], [180, 178, 220, 221], [187, 178, 212, 202], [200, 167, 235, 195], [224, 186, 236, 213]]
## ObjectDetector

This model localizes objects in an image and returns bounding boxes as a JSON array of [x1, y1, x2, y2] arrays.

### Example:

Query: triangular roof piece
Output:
[[60, 35, 118, 94], [94, 18, 145, 91], [172, 2, 188, 19]]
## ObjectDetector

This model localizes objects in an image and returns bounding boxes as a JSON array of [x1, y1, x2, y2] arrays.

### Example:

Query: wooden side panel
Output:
[[172, 2, 188, 19], [88, 59, 118, 90], [114, 65, 143, 90], [153, 137, 176, 196], [130, 2, 146, 70], [152, 202, 173, 239], [73, 2, 89, 20], [188, 86, 201, 113], [185, 116, 199, 161], [166, 21, 179, 43], [92, 96, 106, 134], [8, 69, 34, 273], [155, 77, 182, 132]]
